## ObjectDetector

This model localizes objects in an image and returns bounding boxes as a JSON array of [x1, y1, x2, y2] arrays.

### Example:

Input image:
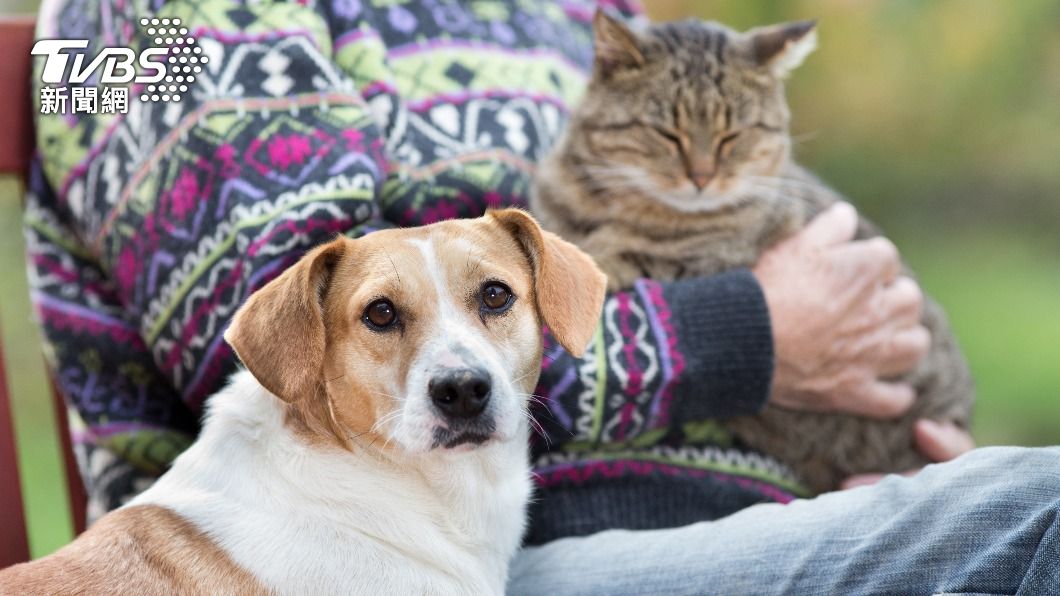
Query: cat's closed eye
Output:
[[585, 128, 656, 157], [718, 131, 741, 147], [651, 127, 686, 154], [717, 131, 741, 156]]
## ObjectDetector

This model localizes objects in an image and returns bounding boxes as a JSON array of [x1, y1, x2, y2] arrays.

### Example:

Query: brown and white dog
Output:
[[0, 209, 607, 596]]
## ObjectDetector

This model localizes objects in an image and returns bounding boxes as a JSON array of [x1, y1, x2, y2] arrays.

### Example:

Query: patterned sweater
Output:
[[27, 0, 800, 542]]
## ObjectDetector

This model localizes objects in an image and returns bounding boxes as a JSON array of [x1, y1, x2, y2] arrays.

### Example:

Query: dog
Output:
[[0, 209, 607, 595]]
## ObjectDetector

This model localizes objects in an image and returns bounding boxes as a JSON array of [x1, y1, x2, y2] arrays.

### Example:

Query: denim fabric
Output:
[[509, 447, 1060, 595]]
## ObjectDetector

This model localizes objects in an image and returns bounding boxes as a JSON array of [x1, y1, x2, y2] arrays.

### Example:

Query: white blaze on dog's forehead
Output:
[[406, 236, 449, 301], [406, 236, 476, 364], [405, 234, 479, 289], [405, 234, 479, 312], [404, 234, 464, 337]]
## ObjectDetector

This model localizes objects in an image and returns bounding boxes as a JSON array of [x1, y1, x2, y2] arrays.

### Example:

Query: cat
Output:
[[530, 10, 974, 493]]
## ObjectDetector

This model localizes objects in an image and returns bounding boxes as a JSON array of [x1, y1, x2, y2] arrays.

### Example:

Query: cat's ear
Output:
[[593, 9, 644, 76], [745, 20, 817, 78]]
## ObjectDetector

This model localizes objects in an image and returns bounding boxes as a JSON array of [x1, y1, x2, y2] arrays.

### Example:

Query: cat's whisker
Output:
[[789, 130, 820, 145], [738, 183, 804, 204], [740, 176, 826, 199], [742, 174, 822, 190], [741, 175, 800, 186], [575, 172, 649, 188]]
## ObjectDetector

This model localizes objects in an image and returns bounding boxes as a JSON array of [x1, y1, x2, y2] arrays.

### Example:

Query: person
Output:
[[26, 1, 1056, 593]]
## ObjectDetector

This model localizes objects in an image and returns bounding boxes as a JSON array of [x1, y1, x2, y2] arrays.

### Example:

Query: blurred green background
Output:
[[1, 0, 1058, 557]]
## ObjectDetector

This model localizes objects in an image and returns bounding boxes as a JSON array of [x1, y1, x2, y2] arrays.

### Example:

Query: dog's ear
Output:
[[224, 238, 347, 402], [489, 209, 607, 357]]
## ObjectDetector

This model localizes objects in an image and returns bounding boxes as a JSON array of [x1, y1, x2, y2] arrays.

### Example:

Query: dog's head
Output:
[[224, 209, 606, 455]]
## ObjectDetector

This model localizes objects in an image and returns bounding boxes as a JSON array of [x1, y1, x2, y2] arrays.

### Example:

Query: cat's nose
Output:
[[691, 172, 713, 191], [688, 155, 716, 191]]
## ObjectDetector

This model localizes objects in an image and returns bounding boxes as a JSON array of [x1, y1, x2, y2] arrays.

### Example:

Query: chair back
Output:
[[0, 16, 35, 174], [0, 15, 88, 567]]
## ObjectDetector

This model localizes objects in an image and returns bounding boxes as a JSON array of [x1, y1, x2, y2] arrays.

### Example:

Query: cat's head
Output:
[[567, 10, 817, 213]]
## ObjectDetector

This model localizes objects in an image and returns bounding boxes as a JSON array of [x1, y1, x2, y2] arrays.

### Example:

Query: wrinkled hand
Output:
[[752, 202, 930, 418], [840, 419, 976, 489]]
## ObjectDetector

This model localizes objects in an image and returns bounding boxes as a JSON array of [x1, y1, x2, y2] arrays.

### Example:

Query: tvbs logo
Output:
[[33, 17, 207, 114]]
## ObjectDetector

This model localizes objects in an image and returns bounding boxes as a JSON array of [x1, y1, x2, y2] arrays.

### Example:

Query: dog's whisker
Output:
[[365, 389, 402, 401], [515, 392, 573, 440], [521, 406, 551, 447], [511, 370, 540, 384], [369, 409, 402, 434], [346, 409, 403, 447], [384, 250, 402, 289]]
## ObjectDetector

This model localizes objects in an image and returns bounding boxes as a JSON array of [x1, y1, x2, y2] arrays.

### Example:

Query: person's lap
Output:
[[509, 447, 1060, 596]]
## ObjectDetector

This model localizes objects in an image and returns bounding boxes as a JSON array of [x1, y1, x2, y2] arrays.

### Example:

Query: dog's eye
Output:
[[480, 282, 514, 313], [363, 299, 397, 330]]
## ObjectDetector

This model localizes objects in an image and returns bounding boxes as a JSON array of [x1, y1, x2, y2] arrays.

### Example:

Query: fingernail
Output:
[[917, 419, 942, 434], [841, 475, 882, 490], [834, 202, 856, 217]]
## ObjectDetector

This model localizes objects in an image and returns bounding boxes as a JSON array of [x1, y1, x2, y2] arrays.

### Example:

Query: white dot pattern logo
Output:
[[137, 16, 202, 104]]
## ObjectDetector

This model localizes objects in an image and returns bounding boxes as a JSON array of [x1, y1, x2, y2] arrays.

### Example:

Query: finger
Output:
[[839, 237, 901, 284], [799, 202, 859, 247], [840, 469, 919, 490], [847, 380, 916, 419], [915, 419, 975, 462], [840, 474, 886, 490], [881, 277, 924, 325], [878, 325, 931, 377]]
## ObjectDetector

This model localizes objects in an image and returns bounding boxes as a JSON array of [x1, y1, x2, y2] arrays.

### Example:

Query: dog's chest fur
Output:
[[131, 371, 531, 595]]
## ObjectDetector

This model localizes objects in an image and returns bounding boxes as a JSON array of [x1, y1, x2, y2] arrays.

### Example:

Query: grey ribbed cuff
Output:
[[664, 268, 774, 421]]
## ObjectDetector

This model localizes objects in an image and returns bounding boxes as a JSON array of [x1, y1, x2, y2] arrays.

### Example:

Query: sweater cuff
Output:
[[663, 268, 774, 420]]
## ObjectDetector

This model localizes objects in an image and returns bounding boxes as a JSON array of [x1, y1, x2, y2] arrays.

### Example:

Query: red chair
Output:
[[0, 333, 29, 567], [0, 15, 88, 568]]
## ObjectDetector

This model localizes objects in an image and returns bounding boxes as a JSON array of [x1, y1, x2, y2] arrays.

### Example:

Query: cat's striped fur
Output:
[[531, 11, 974, 493]]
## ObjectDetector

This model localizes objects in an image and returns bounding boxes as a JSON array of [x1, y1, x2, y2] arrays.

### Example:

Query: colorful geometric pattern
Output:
[[26, 0, 797, 527]]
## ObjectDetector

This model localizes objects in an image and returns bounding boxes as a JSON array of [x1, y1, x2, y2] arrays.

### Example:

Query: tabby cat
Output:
[[531, 11, 974, 493]]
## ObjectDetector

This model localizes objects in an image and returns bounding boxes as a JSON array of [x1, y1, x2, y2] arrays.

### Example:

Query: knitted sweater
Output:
[[27, 0, 801, 540]]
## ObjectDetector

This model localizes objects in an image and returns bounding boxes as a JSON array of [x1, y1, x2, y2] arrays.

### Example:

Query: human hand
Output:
[[752, 202, 930, 418], [840, 419, 976, 489]]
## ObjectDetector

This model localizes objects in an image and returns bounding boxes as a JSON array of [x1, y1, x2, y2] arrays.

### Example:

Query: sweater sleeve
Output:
[[29, 0, 393, 511], [24, 162, 200, 461], [23, 160, 200, 514], [532, 269, 774, 453]]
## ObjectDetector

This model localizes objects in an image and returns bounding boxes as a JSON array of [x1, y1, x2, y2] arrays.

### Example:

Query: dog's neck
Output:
[[130, 371, 530, 595]]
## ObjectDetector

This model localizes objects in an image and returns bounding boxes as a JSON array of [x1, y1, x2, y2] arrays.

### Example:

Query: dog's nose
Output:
[[429, 369, 491, 419]]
